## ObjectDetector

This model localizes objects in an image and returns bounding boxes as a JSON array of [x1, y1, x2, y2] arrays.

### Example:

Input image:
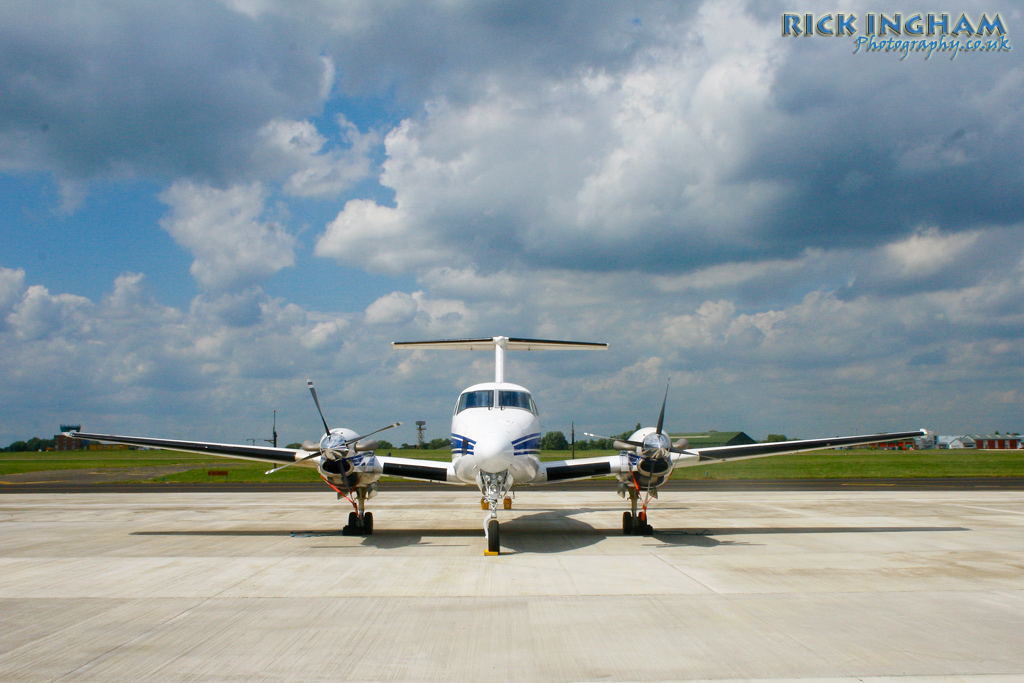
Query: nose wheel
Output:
[[486, 518, 500, 554]]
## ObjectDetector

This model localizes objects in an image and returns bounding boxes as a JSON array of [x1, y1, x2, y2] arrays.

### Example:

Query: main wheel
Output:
[[622, 511, 633, 535], [487, 518, 500, 554], [348, 511, 358, 526], [363, 511, 373, 535]]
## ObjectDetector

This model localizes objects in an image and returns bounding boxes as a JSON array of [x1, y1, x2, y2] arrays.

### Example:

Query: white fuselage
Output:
[[449, 381, 542, 486]]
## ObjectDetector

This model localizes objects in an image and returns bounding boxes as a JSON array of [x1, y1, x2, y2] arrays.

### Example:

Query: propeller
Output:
[[585, 381, 690, 458], [265, 421, 401, 475], [264, 379, 401, 474]]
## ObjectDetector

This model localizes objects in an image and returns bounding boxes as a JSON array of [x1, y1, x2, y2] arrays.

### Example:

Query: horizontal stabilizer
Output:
[[393, 337, 607, 351], [394, 335, 606, 383]]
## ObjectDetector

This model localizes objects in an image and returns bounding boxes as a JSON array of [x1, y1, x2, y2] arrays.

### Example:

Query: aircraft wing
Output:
[[535, 455, 627, 483], [676, 429, 928, 465], [70, 431, 301, 465], [376, 455, 458, 484]]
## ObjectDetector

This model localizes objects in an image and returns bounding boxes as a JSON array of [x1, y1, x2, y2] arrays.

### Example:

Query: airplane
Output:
[[71, 335, 927, 555]]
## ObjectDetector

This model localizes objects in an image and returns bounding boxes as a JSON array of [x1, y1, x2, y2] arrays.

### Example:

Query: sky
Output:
[[2, 0, 1022, 448]]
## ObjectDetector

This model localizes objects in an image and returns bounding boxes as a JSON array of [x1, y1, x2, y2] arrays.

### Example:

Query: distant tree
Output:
[[764, 434, 788, 442], [540, 431, 569, 450], [5, 437, 55, 452], [376, 439, 393, 450], [426, 437, 450, 450], [400, 443, 414, 449]]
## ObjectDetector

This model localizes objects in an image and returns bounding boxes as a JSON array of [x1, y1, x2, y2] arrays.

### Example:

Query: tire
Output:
[[363, 511, 373, 535], [487, 518, 500, 554], [622, 511, 633, 535], [348, 511, 358, 526]]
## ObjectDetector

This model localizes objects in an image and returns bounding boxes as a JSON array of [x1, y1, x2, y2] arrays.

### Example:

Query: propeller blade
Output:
[[266, 450, 320, 475], [655, 379, 670, 436], [308, 379, 330, 434], [347, 422, 401, 445]]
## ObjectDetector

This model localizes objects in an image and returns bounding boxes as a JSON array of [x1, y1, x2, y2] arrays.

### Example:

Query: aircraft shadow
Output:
[[133, 524, 969, 553], [649, 525, 969, 548]]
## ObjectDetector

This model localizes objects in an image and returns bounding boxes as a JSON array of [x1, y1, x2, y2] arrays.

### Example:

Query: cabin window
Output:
[[456, 390, 494, 413], [498, 390, 538, 414]]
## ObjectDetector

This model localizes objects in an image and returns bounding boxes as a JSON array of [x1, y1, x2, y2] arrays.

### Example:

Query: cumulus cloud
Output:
[[159, 180, 296, 292], [884, 228, 980, 277], [364, 290, 467, 329], [0, 270, 369, 443], [316, 199, 448, 275], [256, 115, 377, 198], [309, 0, 1023, 279], [2, 1, 1023, 446], [0, 1, 332, 184]]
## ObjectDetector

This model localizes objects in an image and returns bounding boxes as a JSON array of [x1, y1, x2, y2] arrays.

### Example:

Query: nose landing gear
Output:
[[480, 470, 511, 555]]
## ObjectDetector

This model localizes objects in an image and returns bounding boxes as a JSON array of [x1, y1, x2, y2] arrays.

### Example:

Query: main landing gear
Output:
[[622, 488, 654, 535], [341, 486, 374, 536]]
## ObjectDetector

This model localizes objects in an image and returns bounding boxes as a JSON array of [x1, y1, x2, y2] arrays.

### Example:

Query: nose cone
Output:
[[474, 433, 515, 473]]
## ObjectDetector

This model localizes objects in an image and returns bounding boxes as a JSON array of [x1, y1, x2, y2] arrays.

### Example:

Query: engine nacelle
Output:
[[636, 455, 672, 478], [318, 452, 383, 490]]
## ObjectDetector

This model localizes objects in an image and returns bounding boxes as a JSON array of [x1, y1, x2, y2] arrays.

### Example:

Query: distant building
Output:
[[970, 435, 1022, 450], [938, 435, 976, 449], [55, 425, 83, 451], [874, 437, 918, 450]]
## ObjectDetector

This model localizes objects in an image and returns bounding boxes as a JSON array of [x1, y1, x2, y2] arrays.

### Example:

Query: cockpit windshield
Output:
[[498, 390, 538, 414], [454, 389, 538, 414], [456, 390, 494, 413]]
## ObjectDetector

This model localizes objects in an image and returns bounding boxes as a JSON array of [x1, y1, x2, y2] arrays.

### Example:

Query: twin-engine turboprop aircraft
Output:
[[72, 336, 926, 554]]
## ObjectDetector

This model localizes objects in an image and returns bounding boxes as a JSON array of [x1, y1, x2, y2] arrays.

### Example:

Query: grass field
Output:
[[3, 446, 1023, 483]]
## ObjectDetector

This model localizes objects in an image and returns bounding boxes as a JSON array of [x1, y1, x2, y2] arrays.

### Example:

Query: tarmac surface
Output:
[[2, 488, 1023, 682]]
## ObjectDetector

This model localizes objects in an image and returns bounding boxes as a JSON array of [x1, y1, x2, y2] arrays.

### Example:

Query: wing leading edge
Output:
[[680, 429, 928, 464], [70, 431, 300, 465]]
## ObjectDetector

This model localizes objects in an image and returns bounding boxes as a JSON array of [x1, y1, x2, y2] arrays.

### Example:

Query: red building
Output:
[[971, 435, 1022, 450]]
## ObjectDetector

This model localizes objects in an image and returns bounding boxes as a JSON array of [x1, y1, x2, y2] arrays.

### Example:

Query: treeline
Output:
[[3, 437, 57, 452], [375, 439, 451, 450], [540, 424, 644, 451]]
